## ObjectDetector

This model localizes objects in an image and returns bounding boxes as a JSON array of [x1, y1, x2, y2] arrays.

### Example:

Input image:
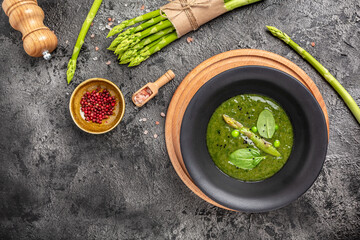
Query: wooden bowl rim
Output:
[[69, 78, 125, 134]]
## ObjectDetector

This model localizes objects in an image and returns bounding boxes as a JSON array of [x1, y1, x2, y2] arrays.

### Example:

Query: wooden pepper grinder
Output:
[[2, 0, 58, 60]]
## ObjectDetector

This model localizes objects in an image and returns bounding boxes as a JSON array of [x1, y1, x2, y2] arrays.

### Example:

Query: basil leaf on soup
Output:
[[257, 109, 276, 139], [229, 148, 266, 170]]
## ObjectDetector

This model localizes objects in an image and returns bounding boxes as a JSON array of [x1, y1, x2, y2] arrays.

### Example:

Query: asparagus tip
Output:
[[128, 62, 139, 67], [266, 26, 291, 44], [119, 60, 130, 64], [66, 60, 76, 84], [106, 29, 116, 38]]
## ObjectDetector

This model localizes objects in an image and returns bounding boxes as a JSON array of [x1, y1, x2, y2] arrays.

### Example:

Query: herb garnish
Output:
[[257, 109, 276, 139], [229, 148, 266, 170]]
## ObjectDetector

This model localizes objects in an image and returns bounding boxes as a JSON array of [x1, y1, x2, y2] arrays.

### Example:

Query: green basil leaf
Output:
[[229, 148, 266, 170], [257, 109, 276, 139]]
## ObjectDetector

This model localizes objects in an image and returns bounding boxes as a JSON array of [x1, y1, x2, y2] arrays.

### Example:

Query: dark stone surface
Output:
[[0, 0, 359, 239]]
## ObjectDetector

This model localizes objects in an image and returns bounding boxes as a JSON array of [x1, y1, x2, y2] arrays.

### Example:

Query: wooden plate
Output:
[[165, 49, 329, 211]]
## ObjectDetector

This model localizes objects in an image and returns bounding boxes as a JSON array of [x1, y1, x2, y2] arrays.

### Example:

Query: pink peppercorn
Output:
[[80, 88, 117, 124]]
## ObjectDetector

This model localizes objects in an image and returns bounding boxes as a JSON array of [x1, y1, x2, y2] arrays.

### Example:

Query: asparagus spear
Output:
[[122, 36, 169, 64], [66, 0, 103, 84], [223, 115, 281, 157], [108, 15, 168, 51], [120, 27, 175, 61], [128, 32, 178, 67], [108, 28, 135, 51], [119, 38, 163, 64], [114, 20, 174, 55], [107, 10, 161, 38], [120, 33, 173, 64], [119, 36, 165, 64], [138, 38, 162, 54], [267, 26, 360, 124], [114, 34, 140, 55], [224, 0, 262, 11], [132, 15, 167, 33]]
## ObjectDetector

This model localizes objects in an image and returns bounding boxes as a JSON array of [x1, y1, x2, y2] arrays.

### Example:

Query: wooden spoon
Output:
[[132, 70, 175, 107]]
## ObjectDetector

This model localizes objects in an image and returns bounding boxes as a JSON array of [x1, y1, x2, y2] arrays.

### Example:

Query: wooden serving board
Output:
[[165, 49, 330, 211]]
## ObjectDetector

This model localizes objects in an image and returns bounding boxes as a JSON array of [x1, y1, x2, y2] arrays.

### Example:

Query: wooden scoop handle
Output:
[[153, 70, 175, 89], [2, 0, 58, 59]]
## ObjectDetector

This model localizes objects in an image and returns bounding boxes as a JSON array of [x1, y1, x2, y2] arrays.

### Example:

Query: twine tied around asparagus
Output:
[[160, 0, 211, 31]]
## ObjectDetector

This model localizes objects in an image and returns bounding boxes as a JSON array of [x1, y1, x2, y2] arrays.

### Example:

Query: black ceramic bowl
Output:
[[180, 66, 328, 212]]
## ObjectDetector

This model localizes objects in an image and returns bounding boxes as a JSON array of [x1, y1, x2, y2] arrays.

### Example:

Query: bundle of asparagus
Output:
[[107, 0, 262, 67]]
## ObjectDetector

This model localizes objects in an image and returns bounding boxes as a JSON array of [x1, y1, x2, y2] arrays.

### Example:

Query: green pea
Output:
[[231, 130, 240, 138], [274, 140, 280, 148], [251, 126, 258, 133], [275, 124, 279, 130]]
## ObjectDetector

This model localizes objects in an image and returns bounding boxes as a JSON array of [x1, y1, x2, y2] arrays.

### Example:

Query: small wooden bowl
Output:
[[69, 78, 125, 134]]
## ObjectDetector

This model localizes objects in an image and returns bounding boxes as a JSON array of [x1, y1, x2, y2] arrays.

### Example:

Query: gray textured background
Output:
[[0, 0, 359, 239]]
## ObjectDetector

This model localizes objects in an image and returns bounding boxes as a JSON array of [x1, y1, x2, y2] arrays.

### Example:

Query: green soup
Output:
[[206, 94, 294, 181]]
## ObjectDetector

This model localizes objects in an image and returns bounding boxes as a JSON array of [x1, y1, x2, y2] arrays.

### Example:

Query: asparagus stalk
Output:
[[223, 115, 281, 157], [120, 27, 175, 61], [120, 33, 174, 64], [132, 15, 167, 33], [107, 10, 161, 38], [66, 0, 103, 84], [114, 34, 140, 55], [108, 28, 135, 51], [224, 0, 262, 11], [119, 38, 163, 64], [128, 32, 178, 67], [267, 26, 360, 124], [108, 15, 169, 51], [114, 20, 173, 55], [138, 37, 165, 55]]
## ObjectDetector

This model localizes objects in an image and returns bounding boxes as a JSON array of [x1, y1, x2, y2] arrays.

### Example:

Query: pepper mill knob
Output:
[[2, 0, 58, 59]]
